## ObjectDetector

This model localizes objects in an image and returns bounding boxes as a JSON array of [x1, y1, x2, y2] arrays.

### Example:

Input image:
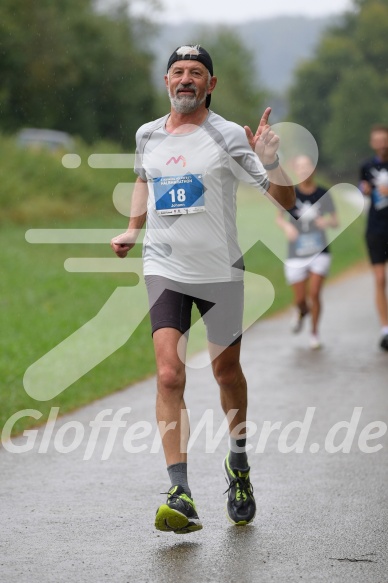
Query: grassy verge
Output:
[[0, 133, 133, 224]]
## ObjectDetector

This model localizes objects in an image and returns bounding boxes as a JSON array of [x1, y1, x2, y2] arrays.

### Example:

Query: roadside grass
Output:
[[1, 217, 155, 434], [0, 133, 133, 224], [0, 136, 367, 435]]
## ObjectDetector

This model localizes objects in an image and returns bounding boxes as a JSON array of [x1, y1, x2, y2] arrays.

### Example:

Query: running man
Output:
[[276, 155, 338, 349], [111, 45, 295, 533], [359, 125, 388, 351]]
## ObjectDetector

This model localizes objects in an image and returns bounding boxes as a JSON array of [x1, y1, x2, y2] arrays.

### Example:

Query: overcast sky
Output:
[[155, 0, 354, 24]]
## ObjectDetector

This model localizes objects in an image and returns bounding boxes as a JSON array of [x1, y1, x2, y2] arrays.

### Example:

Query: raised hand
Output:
[[244, 107, 280, 165]]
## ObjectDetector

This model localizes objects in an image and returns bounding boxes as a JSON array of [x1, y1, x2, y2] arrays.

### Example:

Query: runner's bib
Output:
[[154, 174, 205, 215], [373, 189, 388, 211], [295, 231, 325, 257]]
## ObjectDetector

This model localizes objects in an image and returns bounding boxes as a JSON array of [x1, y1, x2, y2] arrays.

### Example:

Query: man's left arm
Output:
[[245, 107, 295, 210], [265, 166, 296, 210]]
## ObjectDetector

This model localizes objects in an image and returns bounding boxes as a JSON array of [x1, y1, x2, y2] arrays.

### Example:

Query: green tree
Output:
[[0, 0, 157, 146], [288, 35, 360, 153], [322, 64, 388, 175], [201, 29, 267, 129], [288, 0, 388, 176]]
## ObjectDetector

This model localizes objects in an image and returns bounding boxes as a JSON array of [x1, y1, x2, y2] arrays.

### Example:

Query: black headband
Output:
[[166, 45, 213, 108], [167, 46, 213, 76]]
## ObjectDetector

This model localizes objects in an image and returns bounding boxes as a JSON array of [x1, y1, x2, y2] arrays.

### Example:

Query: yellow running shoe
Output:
[[155, 485, 203, 534]]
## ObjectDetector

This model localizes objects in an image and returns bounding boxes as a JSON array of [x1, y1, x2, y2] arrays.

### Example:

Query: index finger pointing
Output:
[[259, 106, 272, 128]]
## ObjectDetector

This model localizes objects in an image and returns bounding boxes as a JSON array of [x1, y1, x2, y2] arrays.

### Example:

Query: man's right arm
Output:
[[110, 176, 148, 258]]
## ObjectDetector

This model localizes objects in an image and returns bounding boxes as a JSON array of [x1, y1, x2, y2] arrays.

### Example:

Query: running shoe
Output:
[[290, 309, 308, 334], [310, 334, 321, 350], [154, 485, 202, 534], [380, 334, 388, 352], [223, 454, 256, 525]]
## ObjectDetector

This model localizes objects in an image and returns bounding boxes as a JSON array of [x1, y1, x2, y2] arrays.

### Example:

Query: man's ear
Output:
[[208, 76, 218, 95], [164, 74, 169, 90]]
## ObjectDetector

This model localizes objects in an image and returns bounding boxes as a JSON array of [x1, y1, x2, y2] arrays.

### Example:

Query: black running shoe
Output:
[[223, 454, 256, 525], [380, 334, 388, 352], [155, 485, 203, 534]]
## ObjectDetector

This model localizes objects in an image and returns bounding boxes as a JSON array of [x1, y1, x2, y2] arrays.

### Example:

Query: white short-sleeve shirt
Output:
[[135, 110, 269, 283]]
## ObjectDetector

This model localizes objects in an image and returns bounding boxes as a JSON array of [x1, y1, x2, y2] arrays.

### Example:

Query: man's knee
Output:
[[157, 364, 185, 396], [213, 360, 243, 389]]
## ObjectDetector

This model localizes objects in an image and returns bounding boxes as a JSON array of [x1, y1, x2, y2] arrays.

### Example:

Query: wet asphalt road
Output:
[[1, 266, 387, 583]]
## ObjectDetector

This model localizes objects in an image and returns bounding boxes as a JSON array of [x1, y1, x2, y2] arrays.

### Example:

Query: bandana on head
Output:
[[166, 45, 213, 108]]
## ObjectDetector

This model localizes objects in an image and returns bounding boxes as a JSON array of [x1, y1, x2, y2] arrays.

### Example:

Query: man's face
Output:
[[370, 130, 388, 158], [165, 61, 215, 114]]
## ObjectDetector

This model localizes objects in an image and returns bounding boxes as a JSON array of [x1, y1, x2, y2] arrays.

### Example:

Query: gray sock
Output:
[[167, 462, 191, 497], [228, 436, 248, 469]]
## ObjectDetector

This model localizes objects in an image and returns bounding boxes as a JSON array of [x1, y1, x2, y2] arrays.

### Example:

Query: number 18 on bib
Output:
[[154, 174, 205, 216]]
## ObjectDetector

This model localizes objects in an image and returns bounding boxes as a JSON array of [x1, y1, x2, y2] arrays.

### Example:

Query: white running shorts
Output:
[[284, 253, 332, 285]]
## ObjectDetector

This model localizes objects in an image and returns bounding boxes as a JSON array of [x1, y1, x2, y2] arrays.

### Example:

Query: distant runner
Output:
[[359, 125, 388, 351], [276, 155, 338, 349]]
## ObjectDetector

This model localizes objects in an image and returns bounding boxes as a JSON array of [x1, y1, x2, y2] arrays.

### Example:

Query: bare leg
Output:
[[292, 279, 309, 315], [372, 264, 388, 327], [211, 341, 256, 525], [153, 328, 189, 466], [308, 272, 326, 335], [152, 328, 203, 533], [210, 342, 247, 437]]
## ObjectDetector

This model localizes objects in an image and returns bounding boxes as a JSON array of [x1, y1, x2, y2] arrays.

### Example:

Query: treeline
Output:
[[3, 0, 386, 173], [0, 0, 158, 147], [0, 1, 267, 148], [288, 0, 388, 177]]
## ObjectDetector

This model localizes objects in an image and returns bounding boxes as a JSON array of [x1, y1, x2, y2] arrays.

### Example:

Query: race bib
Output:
[[154, 174, 205, 216], [295, 231, 325, 257], [372, 189, 388, 211]]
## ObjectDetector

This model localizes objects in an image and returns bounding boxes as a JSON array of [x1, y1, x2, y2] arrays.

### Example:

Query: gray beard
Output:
[[168, 91, 206, 114]]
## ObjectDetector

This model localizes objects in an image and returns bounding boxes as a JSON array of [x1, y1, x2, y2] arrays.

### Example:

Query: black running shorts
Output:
[[366, 233, 388, 264], [145, 275, 244, 346]]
